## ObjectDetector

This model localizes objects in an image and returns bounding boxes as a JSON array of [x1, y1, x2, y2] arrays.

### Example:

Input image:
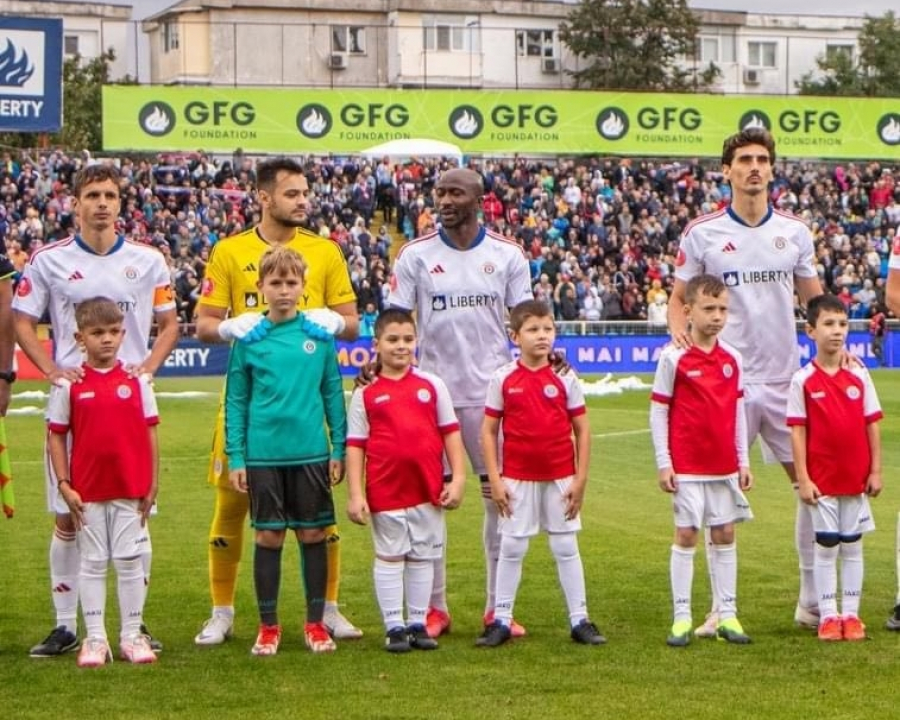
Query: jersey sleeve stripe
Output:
[[650, 392, 672, 405], [786, 416, 805, 426], [680, 208, 727, 236], [27, 235, 75, 264], [865, 410, 884, 423], [568, 405, 587, 418], [393, 230, 440, 261], [439, 421, 460, 434], [346, 438, 367, 448], [484, 407, 503, 418]]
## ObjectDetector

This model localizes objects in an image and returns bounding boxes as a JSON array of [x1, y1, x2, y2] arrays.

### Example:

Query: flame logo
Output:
[[744, 114, 766, 130], [0, 39, 34, 87], [738, 110, 771, 132], [595, 107, 629, 140], [878, 115, 900, 146], [144, 106, 170, 133], [296, 104, 332, 138], [448, 106, 483, 139], [138, 102, 176, 136]]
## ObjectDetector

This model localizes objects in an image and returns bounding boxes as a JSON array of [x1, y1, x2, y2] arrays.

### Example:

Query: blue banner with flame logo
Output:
[[0, 17, 62, 132]]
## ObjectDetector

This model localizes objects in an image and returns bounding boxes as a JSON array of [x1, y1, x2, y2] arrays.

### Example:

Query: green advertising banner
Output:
[[103, 86, 900, 160]]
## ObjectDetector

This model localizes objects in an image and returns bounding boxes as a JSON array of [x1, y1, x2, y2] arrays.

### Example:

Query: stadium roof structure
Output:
[[361, 138, 464, 164]]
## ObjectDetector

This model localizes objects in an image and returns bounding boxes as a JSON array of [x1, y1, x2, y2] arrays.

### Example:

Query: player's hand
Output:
[[303, 309, 346, 339], [329, 459, 345, 486], [59, 485, 86, 530], [440, 478, 465, 510], [658, 468, 677, 493], [230, 469, 248, 493], [669, 329, 693, 350], [490, 478, 511, 518], [138, 482, 158, 526], [866, 471, 883, 498], [839, 348, 864, 369], [354, 359, 381, 389], [346, 496, 369, 525], [563, 478, 586, 520], [549, 350, 572, 376], [796, 480, 820, 505], [219, 314, 271, 343], [47, 366, 84, 386], [739, 466, 753, 491]]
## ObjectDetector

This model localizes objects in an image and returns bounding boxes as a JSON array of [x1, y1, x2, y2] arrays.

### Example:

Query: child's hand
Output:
[[440, 478, 465, 510], [59, 484, 85, 530], [867, 471, 883, 498], [138, 482, 158, 526], [346, 496, 369, 525], [739, 466, 753, 491], [797, 479, 820, 505], [329, 460, 345, 486], [490, 478, 512, 518], [230, 469, 248, 493], [658, 468, 677, 493], [563, 478, 586, 521]]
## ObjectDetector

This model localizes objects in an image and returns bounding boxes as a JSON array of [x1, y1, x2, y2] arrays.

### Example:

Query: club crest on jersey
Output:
[[244, 292, 260, 308], [117, 384, 133, 400], [432, 295, 448, 311], [16, 277, 32, 297], [846, 386, 861, 401], [722, 363, 733, 378], [201, 278, 214, 296], [303, 340, 316, 354], [723, 271, 740, 287], [773, 237, 787, 251], [417, 388, 432, 403], [124, 266, 140, 281], [543, 384, 559, 399], [482, 262, 496, 275]]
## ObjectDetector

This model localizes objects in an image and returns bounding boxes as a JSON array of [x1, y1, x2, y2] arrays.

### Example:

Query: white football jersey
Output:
[[388, 228, 532, 407], [675, 206, 817, 385], [13, 235, 176, 368]]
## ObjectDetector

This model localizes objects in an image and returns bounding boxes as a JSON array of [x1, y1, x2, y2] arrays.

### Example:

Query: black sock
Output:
[[301, 540, 327, 624], [254, 544, 283, 626]]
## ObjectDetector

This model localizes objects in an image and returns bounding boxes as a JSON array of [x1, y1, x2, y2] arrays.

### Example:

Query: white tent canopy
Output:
[[360, 138, 463, 165]]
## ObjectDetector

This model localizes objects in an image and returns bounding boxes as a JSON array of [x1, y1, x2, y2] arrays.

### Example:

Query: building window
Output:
[[826, 43, 854, 63], [747, 41, 776, 68], [423, 15, 474, 52], [516, 29, 557, 58], [64, 35, 79, 55], [696, 35, 735, 63], [163, 22, 179, 53], [332, 26, 366, 55]]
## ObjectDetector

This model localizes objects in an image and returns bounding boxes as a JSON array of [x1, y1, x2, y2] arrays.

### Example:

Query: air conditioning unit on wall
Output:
[[328, 53, 348, 70], [743, 68, 760, 84], [542, 58, 560, 74]]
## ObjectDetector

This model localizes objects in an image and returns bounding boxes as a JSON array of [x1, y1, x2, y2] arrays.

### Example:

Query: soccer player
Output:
[[386, 167, 533, 638], [13, 164, 178, 658], [345, 309, 466, 653], [0, 248, 15, 418], [787, 293, 882, 642], [225, 247, 345, 656], [195, 157, 361, 645], [477, 300, 604, 648], [49, 298, 160, 667], [668, 128, 823, 635], [882, 245, 900, 630], [651, 275, 753, 647]]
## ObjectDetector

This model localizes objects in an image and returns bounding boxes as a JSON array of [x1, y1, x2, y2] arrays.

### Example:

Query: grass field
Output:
[[2, 373, 900, 719]]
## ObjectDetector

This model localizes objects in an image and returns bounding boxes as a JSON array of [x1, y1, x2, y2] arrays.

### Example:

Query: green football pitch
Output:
[[2, 373, 900, 720]]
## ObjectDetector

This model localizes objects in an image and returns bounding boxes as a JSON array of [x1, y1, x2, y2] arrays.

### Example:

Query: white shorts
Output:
[[673, 478, 753, 530], [77, 499, 152, 562], [744, 382, 792, 464], [498, 477, 582, 538], [371, 502, 445, 561], [810, 495, 876, 538], [449, 406, 493, 478]]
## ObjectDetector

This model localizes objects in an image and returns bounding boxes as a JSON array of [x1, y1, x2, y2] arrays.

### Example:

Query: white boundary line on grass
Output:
[[592, 429, 649, 439]]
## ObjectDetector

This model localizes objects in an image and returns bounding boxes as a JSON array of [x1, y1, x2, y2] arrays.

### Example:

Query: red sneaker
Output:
[[425, 607, 451, 639], [842, 615, 867, 641], [304, 622, 337, 654], [251, 624, 282, 656], [484, 610, 526, 638], [817, 616, 843, 642]]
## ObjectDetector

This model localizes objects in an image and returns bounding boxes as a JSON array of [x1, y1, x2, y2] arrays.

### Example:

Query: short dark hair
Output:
[[374, 308, 415, 337], [75, 297, 124, 330], [256, 157, 305, 192], [721, 128, 776, 167], [72, 164, 122, 199], [509, 299, 553, 332], [806, 294, 846, 326], [684, 274, 727, 304]]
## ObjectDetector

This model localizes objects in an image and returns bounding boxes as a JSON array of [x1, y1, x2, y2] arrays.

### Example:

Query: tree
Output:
[[0, 49, 135, 150], [559, 0, 717, 92], [797, 12, 900, 97]]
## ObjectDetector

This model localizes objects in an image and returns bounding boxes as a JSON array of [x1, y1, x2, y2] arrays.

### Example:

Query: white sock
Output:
[[212, 605, 234, 619], [482, 498, 501, 615], [814, 542, 840, 619], [704, 526, 718, 615], [840, 540, 864, 618], [670, 544, 695, 623], [429, 524, 448, 613], [114, 556, 146, 639], [404, 558, 433, 628], [796, 498, 818, 609], [712, 542, 737, 621], [549, 532, 588, 627], [374, 558, 405, 631], [494, 534, 528, 626], [50, 527, 80, 633], [80, 557, 108, 641]]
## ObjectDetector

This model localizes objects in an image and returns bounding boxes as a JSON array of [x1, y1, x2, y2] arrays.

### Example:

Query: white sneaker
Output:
[[794, 604, 820, 629], [77, 637, 112, 668], [195, 612, 234, 646], [323, 605, 363, 640], [693, 612, 719, 638], [120, 633, 157, 664]]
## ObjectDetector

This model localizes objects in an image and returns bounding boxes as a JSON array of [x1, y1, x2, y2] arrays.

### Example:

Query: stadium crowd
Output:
[[1, 148, 898, 328]]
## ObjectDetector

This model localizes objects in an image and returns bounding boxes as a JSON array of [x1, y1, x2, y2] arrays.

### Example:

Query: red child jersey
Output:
[[786, 361, 882, 496], [650, 341, 744, 476], [484, 361, 586, 481], [47, 364, 159, 503], [346, 367, 459, 513]]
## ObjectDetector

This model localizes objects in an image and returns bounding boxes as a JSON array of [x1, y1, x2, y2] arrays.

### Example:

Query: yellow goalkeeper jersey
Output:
[[198, 226, 356, 316]]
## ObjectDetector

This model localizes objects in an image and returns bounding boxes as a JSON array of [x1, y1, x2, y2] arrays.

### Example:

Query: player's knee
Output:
[[548, 531, 579, 560], [298, 528, 326, 544], [815, 532, 841, 548], [82, 557, 108, 580], [499, 534, 529, 562]]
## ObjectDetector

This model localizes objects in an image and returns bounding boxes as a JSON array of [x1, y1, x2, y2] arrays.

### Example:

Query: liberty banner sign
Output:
[[0, 17, 62, 132]]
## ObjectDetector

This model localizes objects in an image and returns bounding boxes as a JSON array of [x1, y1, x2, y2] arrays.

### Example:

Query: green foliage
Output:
[[560, 0, 714, 92], [797, 12, 900, 97], [3, 374, 900, 718], [0, 50, 135, 151]]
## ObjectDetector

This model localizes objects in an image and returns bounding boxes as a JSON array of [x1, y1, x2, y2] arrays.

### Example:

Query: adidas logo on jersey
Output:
[[430, 264, 446, 274], [721, 242, 737, 253], [243, 263, 257, 272], [68, 270, 84, 281]]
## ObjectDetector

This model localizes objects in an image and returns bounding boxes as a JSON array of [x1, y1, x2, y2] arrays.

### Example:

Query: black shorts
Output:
[[247, 463, 335, 530]]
